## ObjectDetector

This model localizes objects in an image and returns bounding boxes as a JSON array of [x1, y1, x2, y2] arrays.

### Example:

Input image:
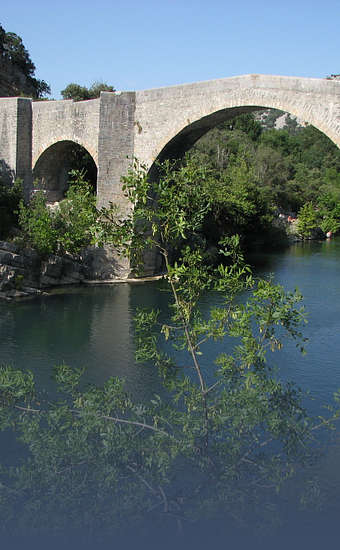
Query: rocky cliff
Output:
[[0, 57, 37, 98]]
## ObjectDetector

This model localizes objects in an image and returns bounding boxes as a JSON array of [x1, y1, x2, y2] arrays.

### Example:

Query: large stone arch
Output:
[[33, 140, 98, 202], [134, 75, 340, 172], [146, 106, 266, 175], [1, 74, 340, 225], [145, 103, 337, 178]]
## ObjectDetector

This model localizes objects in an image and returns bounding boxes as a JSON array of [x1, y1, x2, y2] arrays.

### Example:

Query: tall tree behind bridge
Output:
[[61, 81, 116, 101]]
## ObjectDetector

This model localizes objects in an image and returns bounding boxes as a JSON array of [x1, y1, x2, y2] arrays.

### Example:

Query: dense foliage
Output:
[[192, 113, 340, 239], [7, 111, 340, 262], [96, 155, 282, 267], [18, 170, 98, 256], [0, 23, 50, 98]]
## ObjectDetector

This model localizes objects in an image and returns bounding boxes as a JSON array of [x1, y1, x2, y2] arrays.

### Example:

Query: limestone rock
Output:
[[82, 245, 130, 280], [41, 255, 64, 279]]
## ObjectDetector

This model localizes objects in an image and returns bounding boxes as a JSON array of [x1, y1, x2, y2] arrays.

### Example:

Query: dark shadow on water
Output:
[[3, 515, 340, 550]]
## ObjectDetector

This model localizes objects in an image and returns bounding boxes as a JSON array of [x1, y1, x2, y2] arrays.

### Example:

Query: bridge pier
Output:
[[0, 97, 32, 197], [97, 92, 136, 211]]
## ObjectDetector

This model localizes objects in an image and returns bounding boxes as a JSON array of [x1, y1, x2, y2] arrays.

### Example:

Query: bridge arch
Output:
[[33, 140, 98, 202], [133, 75, 340, 176], [147, 103, 338, 177]]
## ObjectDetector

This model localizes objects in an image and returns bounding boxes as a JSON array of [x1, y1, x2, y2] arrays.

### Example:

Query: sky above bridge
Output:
[[1, 0, 339, 99]]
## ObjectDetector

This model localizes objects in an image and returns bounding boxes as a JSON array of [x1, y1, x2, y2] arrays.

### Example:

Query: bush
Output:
[[297, 202, 320, 238], [320, 214, 340, 235], [18, 190, 59, 255], [18, 171, 98, 256], [56, 170, 98, 254]]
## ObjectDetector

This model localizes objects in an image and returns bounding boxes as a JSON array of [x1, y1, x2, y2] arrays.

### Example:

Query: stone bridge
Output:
[[1, 73, 340, 209]]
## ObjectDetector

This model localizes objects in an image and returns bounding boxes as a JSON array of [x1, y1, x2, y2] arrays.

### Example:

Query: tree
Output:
[[297, 202, 320, 238], [192, 112, 340, 220], [61, 81, 115, 101], [0, 23, 50, 98], [231, 112, 263, 141]]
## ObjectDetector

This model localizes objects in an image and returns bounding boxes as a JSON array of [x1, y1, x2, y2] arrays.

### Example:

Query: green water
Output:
[[1, 239, 340, 405]]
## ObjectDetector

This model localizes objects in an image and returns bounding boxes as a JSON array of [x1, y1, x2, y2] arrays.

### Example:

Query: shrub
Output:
[[297, 202, 320, 238], [18, 170, 98, 256], [18, 190, 59, 255]]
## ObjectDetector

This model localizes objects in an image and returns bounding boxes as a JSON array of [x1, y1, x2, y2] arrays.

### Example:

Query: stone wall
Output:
[[0, 98, 18, 182], [16, 98, 32, 197]]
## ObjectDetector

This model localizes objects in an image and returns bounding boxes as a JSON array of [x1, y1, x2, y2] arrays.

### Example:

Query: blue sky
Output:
[[1, 0, 340, 98]]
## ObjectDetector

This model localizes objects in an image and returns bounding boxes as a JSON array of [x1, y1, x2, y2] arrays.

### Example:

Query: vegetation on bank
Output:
[[0, 178, 22, 241], [191, 112, 340, 241], [17, 170, 98, 256], [0, 171, 97, 254]]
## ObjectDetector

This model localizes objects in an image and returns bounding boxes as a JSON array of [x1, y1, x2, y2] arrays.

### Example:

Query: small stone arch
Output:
[[33, 140, 98, 202]]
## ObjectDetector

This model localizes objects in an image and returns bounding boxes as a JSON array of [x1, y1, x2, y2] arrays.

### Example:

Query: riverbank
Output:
[[0, 239, 166, 301], [0, 214, 331, 301]]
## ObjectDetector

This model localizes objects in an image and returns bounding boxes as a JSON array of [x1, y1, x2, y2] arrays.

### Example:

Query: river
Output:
[[1, 238, 340, 547], [2, 239, 340, 406]]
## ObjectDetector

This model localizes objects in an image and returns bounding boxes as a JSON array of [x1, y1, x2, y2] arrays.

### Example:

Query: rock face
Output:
[[0, 241, 130, 299], [274, 217, 326, 243], [0, 58, 37, 98], [0, 241, 85, 296]]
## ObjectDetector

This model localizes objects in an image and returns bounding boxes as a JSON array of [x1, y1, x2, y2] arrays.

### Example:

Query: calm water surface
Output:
[[1, 239, 340, 404], [1, 238, 340, 547]]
